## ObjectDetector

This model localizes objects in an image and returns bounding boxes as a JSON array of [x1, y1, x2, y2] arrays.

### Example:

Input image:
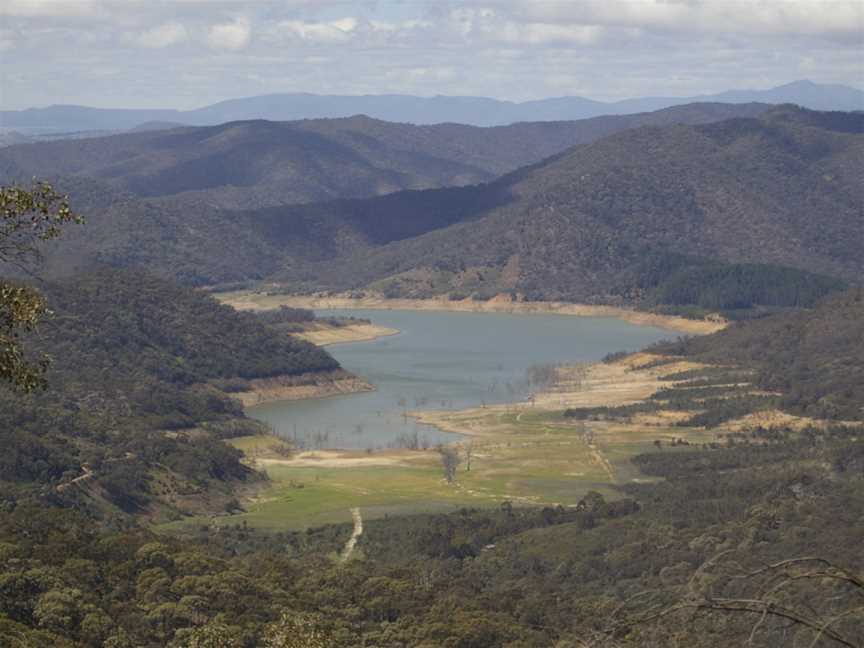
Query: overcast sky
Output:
[[1, 0, 862, 110]]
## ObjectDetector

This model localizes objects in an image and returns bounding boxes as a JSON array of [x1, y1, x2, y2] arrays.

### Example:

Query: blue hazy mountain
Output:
[[2, 80, 861, 131]]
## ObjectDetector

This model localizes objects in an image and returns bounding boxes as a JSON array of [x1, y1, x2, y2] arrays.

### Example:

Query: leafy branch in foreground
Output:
[[0, 181, 83, 267], [0, 181, 83, 391], [607, 553, 864, 647]]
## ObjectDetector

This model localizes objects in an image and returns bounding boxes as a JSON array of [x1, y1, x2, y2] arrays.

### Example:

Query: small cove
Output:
[[249, 309, 676, 449]]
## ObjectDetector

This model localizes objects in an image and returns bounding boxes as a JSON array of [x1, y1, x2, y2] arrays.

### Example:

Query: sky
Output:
[[1, 0, 862, 110]]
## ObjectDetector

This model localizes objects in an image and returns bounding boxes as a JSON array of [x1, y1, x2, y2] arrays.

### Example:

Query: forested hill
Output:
[[0, 269, 337, 519], [1, 106, 859, 313], [268, 106, 862, 309], [0, 103, 769, 211], [38, 269, 337, 386], [659, 289, 864, 421], [2, 287, 862, 646], [14, 177, 292, 286]]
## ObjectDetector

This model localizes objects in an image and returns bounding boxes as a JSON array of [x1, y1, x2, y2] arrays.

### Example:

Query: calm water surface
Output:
[[249, 309, 675, 449]]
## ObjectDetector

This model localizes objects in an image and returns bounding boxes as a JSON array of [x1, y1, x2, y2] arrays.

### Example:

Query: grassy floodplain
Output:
[[159, 353, 718, 532]]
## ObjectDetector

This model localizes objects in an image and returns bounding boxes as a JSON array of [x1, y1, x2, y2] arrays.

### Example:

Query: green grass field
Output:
[[156, 393, 710, 534]]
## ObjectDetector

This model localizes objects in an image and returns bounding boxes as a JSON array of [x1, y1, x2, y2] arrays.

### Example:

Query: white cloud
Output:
[[133, 21, 188, 49], [507, 0, 864, 41], [273, 17, 359, 44], [265, 15, 437, 47], [1, 0, 862, 110], [207, 16, 251, 51], [402, 66, 456, 82], [445, 7, 609, 46], [495, 21, 605, 46], [0, 0, 97, 17]]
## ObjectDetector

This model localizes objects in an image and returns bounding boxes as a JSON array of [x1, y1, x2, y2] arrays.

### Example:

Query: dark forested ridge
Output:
[[20, 106, 855, 318], [0, 102, 770, 211], [38, 269, 337, 383], [1, 103, 808, 298], [0, 118, 492, 211], [657, 289, 864, 421], [2, 218, 863, 643], [0, 269, 338, 520], [565, 288, 864, 431], [3, 107, 859, 316], [260, 106, 862, 313], [12, 176, 293, 286]]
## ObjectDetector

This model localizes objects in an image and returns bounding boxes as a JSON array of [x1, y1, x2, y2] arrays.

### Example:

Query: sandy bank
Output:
[[292, 322, 400, 346], [219, 292, 725, 335], [410, 352, 705, 439], [257, 449, 419, 468], [234, 370, 374, 408]]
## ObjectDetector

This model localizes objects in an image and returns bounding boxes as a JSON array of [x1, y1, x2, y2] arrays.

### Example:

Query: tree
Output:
[[608, 554, 864, 647], [0, 181, 82, 391], [438, 445, 461, 483], [262, 611, 332, 648], [464, 441, 474, 472], [175, 622, 242, 648]]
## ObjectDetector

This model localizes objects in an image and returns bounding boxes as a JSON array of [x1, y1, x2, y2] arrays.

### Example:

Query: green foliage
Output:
[[0, 181, 82, 391], [0, 109, 862, 648], [0, 267, 342, 518], [0, 426, 862, 647], [175, 622, 243, 648], [3, 107, 857, 315], [262, 612, 332, 648], [38, 269, 338, 385], [270, 106, 862, 311], [0, 283, 50, 392], [643, 261, 846, 316], [658, 289, 864, 420], [0, 181, 83, 264], [253, 306, 315, 326]]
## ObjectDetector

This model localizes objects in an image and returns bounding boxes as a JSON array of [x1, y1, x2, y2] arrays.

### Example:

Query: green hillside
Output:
[[5, 105, 856, 318], [0, 103, 769, 210], [658, 288, 864, 420], [0, 269, 338, 519], [265, 106, 861, 314], [2, 292, 862, 645]]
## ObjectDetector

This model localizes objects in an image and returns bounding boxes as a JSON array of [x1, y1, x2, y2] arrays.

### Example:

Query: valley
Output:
[[165, 344, 718, 532], [1, 95, 862, 647]]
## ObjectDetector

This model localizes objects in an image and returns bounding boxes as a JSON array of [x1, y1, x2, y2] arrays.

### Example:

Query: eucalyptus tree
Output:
[[0, 181, 82, 391]]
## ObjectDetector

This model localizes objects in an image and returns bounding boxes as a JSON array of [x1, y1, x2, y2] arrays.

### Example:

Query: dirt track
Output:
[[340, 508, 363, 562]]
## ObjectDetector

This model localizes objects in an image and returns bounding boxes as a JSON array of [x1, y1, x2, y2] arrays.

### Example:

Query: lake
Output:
[[249, 309, 676, 449]]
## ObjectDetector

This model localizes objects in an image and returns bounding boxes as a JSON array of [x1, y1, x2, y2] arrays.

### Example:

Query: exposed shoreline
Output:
[[409, 351, 701, 439], [292, 322, 400, 346], [218, 291, 726, 335], [233, 370, 374, 408]]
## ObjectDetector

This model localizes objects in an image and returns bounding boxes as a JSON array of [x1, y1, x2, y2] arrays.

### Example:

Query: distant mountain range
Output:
[[257, 107, 864, 307], [2, 105, 860, 315], [2, 80, 861, 132], [0, 102, 769, 211]]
